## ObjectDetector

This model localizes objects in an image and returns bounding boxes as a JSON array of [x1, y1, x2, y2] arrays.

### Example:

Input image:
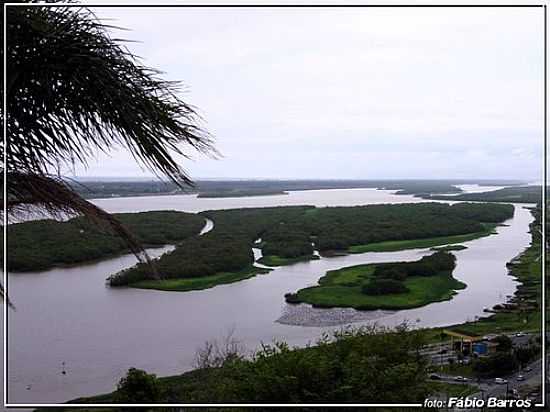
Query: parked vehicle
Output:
[[517, 374, 525, 381], [495, 378, 508, 384]]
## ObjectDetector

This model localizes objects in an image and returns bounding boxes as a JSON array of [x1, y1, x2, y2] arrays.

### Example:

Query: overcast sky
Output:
[[71, 4, 544, 181]]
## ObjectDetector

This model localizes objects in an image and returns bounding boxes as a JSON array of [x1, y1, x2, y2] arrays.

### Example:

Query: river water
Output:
[[3, 187, 535, 404]]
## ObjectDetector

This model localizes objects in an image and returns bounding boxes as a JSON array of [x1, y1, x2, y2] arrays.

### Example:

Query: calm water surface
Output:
[[3, 187, 534, 403]]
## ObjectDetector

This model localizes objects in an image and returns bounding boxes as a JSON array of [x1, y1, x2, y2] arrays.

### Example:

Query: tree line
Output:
[[363, 251, 456, 295], [110, 202, 513, 285], [6, 211, 205, 272]]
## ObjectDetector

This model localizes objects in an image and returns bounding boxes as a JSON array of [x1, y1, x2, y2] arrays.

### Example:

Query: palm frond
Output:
[[5, 5, 215, 186]]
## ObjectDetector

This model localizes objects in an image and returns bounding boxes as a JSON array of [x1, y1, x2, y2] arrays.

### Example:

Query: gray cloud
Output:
[[70, 4, 544, 180]]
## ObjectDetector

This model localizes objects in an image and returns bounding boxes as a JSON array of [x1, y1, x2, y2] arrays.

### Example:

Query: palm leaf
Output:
[[1, 4, 217, 305]]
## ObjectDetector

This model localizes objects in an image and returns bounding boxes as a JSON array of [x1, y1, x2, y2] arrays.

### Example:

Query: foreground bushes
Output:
[[70, 324, 432, 405]]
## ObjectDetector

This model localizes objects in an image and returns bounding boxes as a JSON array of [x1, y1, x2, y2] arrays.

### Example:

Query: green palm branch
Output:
[[1, 4, 216, 305]]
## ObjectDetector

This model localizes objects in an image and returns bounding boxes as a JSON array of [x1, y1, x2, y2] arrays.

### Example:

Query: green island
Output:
[[285, 251, 466, 310], [108, 202, 513, 291], [425, 185, 542, 204], [5, 211, 205, 272]]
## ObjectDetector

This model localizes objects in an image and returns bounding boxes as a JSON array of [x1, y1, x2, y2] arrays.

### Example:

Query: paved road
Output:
[[479, 358, 542, 401], [430, 358, 542, 403]]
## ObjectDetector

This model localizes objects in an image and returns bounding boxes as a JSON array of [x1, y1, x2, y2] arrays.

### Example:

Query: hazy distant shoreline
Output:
[[69, 178, 528, 200]]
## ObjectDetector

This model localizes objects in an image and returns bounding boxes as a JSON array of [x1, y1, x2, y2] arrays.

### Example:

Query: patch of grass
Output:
[[348, 225, 496, 254], [290, 262, 466, 310], [258, 254, 319, 266], [130, 266, 271, 292], [431, 244, 468, 252]]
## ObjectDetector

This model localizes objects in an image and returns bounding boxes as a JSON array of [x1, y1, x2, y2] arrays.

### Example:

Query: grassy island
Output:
[[285, 251, 466, 310]]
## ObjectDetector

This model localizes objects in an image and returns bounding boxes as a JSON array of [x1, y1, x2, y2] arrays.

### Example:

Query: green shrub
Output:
[[362, 278, 409, 295], [373, 265, 408, 280], [114, 368, 160, 404]]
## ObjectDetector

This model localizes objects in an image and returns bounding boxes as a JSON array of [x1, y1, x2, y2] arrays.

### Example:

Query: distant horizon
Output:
[[69, 176, 536, 183]]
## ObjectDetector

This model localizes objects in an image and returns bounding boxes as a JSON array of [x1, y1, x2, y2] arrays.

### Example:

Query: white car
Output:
[[517, 375, 525, 381], [454, 376, 468, 382], [495, 378, 508, 384]]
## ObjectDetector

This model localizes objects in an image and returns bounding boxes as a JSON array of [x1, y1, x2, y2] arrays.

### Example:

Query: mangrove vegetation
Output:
[[6, 211, 205, 272], [285, 251, 465, 310], [107, 202, 513, 290]]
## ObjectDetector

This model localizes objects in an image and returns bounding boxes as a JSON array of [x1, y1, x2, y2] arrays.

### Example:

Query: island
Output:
[[284, 251, 465, 310], [424, 185, 542, 204], [6, 202, 514, 292], [5, 211, 205, 272], [109, 202, 513, 291]]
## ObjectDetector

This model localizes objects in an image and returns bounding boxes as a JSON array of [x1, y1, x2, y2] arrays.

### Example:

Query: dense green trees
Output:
[[110, 203, 512, 286], [363, 252, 456, 296], [110, 233, 254, 286], [471, 335, 540, 378], [362, 278, 409, 295], [472, 352, 518, 378], [7, 202, 512, 289], [373, 251, 456, 280], [6, 212, 205, 272], [113, 368, 160, 404]]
